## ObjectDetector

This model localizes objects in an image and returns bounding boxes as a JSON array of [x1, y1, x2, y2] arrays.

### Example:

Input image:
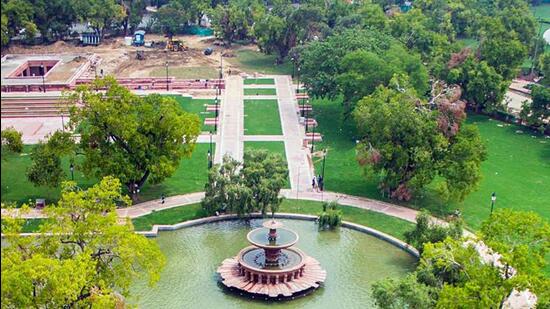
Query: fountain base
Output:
[[217, 253, 326, 298]]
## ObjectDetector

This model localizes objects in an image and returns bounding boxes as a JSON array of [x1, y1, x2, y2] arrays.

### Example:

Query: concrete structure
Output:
[[217, 220, 326, 298]]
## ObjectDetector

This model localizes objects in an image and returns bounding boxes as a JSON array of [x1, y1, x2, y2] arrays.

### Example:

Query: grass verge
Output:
[[244, 99, 282, 135]]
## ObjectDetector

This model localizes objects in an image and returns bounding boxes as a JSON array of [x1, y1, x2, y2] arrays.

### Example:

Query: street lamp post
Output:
[[165, 61, 169, 91], [209, 131, 213, 166], [207, 150, 212, 169], [219, 51, 223, 79], [310, 124, 315, 153], [214, 97, 219, 132], [321, 149, 327, 193], [490, 192, 496, 215], [296, 67, 301, 94], [70, 163, 74, 181], [40, 63, 46, 92], [291, 57, 295, 78], [304, 107, 309, 132]]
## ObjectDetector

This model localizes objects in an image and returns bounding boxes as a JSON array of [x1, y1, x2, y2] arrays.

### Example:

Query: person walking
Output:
[[161, 194, 165, 204], [319, 176, 324, 192], [312, 177, 317, 192]]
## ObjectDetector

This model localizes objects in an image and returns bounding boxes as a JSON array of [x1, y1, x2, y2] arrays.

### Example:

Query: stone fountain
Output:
[[217, 220, 326, 299]]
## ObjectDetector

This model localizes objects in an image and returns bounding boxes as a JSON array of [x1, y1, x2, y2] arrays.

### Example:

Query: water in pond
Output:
[[130, 219, 416, 308]]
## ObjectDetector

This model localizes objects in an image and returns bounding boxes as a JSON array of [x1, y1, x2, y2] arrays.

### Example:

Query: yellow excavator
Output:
[[166, 39, 187, 52]]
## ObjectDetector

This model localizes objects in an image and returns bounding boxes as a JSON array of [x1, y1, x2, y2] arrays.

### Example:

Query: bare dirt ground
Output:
[[3, 35, 253, 78]]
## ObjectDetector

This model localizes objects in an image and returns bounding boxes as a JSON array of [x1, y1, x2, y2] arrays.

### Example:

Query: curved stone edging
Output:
[[136, 212, 420, 258]]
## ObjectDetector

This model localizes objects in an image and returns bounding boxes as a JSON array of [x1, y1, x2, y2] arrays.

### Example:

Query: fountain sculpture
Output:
[[217, 220, 326, 299]]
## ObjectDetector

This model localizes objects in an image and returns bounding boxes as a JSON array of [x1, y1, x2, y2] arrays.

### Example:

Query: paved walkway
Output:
[[274, 76, 313, 192], [216, 75, 244, 163], [242, 135, 284, 141]]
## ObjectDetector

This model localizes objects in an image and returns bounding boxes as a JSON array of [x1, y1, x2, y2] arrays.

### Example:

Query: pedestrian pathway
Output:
[[274, 75, 313, 192], [242, 135, 285, 141], [216, 75, 243, 163]]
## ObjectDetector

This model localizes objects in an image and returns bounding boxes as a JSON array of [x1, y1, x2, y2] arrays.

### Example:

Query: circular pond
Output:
[[130, 219, 417, 308]]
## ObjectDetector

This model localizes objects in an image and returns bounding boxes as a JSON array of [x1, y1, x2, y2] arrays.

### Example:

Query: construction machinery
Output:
[[166, 39, 187, 52]]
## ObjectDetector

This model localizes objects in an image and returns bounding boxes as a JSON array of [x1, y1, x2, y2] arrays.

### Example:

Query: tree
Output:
[[1, 177, 165, 307], [299, 29, 395, 99], [449, 57, 508, 113], [242, 149, 287, 216], [372, 274, 437, 309], [520, 85, 550, 133], [405, 210, 463, 254], [153, 1, 188, 39], [120, 0, 147, 35], [32, 0, 78, 42], [202, 154, 253, 216], [479, 17, 528, 80], [539, 53, 550, 86], [354, 77, 447, 200], [75, 0, 126, 38], [317, 201, 343, 230], [202, 150, 287, 217], [66, 77, 201, 201], [1, 0, 37, 43], [1, 127, 23, 157], [336, 46, 429, 113], [210, 1, 262, 46], [480, 209, 550, 278], [26, 142, 65, 188]]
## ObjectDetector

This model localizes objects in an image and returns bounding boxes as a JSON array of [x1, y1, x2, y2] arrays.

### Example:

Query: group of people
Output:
[[312, 175, 324, 192]]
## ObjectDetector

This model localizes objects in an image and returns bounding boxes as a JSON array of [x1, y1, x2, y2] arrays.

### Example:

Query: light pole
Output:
[[310, 124, 315, 153], [304, 105, 309, 132], [165, 61, 169, 91], [291, 57, 295, 78], [219, 51, 223, 79], [490, 192, 496, 215], [40, 63, 46, 92], [207, 149, 212, 169], [70, 163, 74, 181], [296, 67, 301, 94], [214, 97, 219, 132], [209, 131, 213, 167]]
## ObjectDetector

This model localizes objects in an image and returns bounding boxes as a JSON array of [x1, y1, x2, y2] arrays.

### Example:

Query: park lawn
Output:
[[244, 99, 283, 135], [226, 49, 293, 75], [309, 97, 550, 229], [138, 143, 213, 202], [169, 96, 217, 132], [150, 66, 219, 79], [130, 199, 414, 241], [244, 141, 290, 188], [244, 78, 275, 85], [244, 88, 277, 96], [1, 145, 98, 205], [1, 144, 212, 206], [131, 203, 207, 231]]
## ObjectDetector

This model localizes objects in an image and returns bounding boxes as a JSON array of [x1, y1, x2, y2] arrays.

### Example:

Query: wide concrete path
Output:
[[274, 76, 313, 192], [216, 75, 243, 163]]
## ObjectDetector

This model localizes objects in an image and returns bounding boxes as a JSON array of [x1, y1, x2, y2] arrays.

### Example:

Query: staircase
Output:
[[1, 96, 72, 118]]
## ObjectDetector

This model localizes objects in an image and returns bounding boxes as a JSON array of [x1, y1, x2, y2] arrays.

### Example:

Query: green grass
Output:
[[170, 96, 217, 132], [130, 199, 414, 240], [532, 4, 550, 53], [309, 97, 550, 229], [1, 146, 98, 205], [131, 203, 207, 231], [244, 99, 283, 135], [244, 141, 290, 188], [1, 144, 212, 206], [244, 88, 277, 96], [244, 78, 275, 85], [226, 49, 293, 75], [150, 66, 219, 79]]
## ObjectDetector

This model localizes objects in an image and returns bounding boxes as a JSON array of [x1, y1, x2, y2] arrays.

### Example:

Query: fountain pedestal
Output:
[[217, 220, 326, 299]]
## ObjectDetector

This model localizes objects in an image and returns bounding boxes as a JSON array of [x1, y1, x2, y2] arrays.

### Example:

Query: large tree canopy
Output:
[[354, 76, 486, 201], [66, 77, 201, 200], [1, 177, 165, 307]]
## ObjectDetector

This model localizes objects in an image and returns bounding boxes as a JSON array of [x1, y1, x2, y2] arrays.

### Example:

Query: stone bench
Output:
[[204, 117, 219, 125]]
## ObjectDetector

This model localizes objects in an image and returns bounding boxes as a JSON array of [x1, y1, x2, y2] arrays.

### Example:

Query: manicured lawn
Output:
[[131, 203, 206, 231], [244, 141, 290, 188], [130, 199, 414, 241], [1, 144, 212, 205], [244, 88, 277, 96], [150, 66, 219, 79], [1, 146, 98, 205], [244, 99, 283, 135], [137, 143, 214, 202], [170, 95, 217, 132], [244, 78, 275, 85], [309, 97, 550, 229], [226, 49, 293, 75]]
